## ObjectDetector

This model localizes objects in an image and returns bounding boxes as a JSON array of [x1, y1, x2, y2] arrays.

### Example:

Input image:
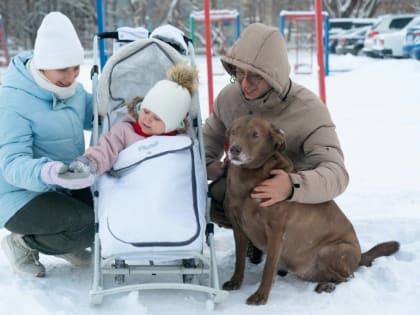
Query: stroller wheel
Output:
[[112, 259, 127, 284], [182, 258, 197, 283], [115, 274, 125, 284], [183, 274, 196, 283]]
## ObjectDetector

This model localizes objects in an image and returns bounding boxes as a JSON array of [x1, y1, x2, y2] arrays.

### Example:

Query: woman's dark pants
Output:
[[5, 188, 94, 255]]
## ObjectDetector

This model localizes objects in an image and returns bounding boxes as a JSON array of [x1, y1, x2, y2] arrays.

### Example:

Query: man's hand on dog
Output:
[[251, 169, 293, 207]]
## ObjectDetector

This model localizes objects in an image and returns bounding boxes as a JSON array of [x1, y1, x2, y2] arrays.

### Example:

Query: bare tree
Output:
[[164, 0, 179, 24], [322, 0, 381, 18], [0, 0, 97, 51], [5, 0, 417, 53]]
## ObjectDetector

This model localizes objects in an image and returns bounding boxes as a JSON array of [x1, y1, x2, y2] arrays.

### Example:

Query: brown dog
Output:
[[223, 116, 399, 305]]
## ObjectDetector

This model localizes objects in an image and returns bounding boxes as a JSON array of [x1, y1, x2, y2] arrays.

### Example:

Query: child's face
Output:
[[138, 108, 166, 135]]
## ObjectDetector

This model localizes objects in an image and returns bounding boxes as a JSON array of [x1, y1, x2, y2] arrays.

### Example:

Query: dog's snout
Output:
[[230, 144, 241, 156]]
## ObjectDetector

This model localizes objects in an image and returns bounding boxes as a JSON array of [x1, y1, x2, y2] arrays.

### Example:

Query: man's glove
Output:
[[41, 161, 95, 190], [69, 156, 97, 175]]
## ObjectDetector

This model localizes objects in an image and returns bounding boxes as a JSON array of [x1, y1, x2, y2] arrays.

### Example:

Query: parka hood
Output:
[[2, 51, 54, 103], [221, 23, 291, 98]]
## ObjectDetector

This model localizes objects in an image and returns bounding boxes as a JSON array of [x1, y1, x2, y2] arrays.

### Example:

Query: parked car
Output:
[[335, 26, 371, 55], [329, 18, 377, 53], [371, 15, 420, 58], [362, 14, 417, 57], [403, 26, 420, 59]]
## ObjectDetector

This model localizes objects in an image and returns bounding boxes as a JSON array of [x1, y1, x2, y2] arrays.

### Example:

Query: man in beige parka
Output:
[[203, 23, 349, 263]]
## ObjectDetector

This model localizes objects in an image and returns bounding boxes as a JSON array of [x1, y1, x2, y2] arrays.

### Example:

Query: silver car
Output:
[[335, 26, 372, 55]]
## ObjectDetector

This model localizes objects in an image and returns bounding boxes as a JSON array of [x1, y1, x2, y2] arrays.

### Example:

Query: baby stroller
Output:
[[88, 27, 227, 308]]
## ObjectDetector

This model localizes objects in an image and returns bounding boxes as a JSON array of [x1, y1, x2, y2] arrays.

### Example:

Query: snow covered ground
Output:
[[1, 53, 419, 315]]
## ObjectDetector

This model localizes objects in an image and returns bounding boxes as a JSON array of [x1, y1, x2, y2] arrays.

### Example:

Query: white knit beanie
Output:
[[33, 12, 84, 70], [142, 80, 191, 132]]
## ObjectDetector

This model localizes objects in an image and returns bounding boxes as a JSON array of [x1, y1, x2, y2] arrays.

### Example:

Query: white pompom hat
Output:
[[142, 80, 191, 132], [140, 63, 198, 132], [33, 12, 84, 70]]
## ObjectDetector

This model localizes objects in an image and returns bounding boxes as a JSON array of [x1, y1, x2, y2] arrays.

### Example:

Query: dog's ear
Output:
[[270, 124, 286, 152]]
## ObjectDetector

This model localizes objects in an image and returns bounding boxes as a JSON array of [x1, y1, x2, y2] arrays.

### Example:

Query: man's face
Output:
[[234, 68, 271, 100]]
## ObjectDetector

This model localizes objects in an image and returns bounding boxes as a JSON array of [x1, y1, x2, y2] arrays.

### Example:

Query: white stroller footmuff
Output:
[[97, 134, 206, 258]]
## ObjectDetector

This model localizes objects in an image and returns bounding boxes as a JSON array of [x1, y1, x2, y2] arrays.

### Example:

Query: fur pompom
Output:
[[166, 63, 198, 96]]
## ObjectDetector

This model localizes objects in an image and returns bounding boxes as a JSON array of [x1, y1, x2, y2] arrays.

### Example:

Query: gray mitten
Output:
[[41, 161, 95, 189], [69, 156, 97, 175]]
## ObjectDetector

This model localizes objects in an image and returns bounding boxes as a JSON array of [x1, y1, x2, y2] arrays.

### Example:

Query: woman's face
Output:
[[138, 108, 166, 135], [42, 66, 80, 87], [235, 68, 271, 100]]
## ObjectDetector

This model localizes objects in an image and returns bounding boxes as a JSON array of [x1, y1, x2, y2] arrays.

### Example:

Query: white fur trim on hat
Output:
[[33, 12, 84, 70], [142, 80, 191, 132]]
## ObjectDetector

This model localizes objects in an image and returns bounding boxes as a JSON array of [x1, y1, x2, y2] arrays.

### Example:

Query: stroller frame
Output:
[[88, 33, 227, 308]]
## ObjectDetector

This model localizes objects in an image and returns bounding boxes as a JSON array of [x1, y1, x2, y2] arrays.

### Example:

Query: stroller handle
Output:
[[97, 31, 119, 40]]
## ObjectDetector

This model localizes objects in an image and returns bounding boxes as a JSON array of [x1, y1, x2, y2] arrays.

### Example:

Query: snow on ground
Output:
[[1, 53, 420, 315]]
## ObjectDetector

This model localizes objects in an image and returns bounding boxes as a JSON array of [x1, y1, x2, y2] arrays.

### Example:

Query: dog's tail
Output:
[[359, 241, 400, 267]]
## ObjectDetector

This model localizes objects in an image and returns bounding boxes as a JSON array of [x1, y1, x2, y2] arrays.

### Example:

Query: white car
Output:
[[372, 15, 420, 58], [362, 14, 417, 57]]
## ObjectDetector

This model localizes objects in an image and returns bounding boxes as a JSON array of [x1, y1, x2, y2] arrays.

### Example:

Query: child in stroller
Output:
[[85, 33, 226, 307], [60, 63, 197, 180]]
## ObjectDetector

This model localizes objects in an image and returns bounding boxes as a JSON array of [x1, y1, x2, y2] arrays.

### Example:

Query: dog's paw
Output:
[[315, 282, 336, 293], [222, 279, 242, 291], [246, 291, 268, 305]]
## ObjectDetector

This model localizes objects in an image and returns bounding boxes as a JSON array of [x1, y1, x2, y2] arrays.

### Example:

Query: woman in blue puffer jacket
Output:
[[0, 12, 95, 277]]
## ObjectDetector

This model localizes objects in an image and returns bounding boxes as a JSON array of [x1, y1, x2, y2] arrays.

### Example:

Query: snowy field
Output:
[[1, 53, 420, 315]]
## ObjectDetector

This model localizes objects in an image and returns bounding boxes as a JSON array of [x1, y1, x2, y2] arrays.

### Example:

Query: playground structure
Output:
[[95, 0, 328, 114], [189, 9, 240, 55], [279, 6, 328, 104], [189, 8, 240, 113], [0, 15, 10, 67], [279, 10, 329, 76]]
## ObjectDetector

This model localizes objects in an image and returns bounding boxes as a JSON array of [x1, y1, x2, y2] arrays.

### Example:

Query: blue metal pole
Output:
[[96, 0, 106, 69], [324, 15, 330, 76], [235, 13, 240, 39], [279, 14, 285, 35]]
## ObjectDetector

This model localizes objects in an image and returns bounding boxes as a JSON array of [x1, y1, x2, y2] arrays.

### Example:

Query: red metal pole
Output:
[[203, 0, 214, 113], [314, 0, 327, 105]]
